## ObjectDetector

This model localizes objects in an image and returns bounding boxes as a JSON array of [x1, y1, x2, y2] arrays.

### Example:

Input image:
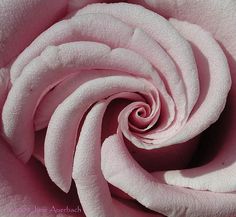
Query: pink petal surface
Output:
[[0, 137, 83, 217], [75, 2, 229, 146], [101, 134, 236, 217], [0, 136, 162, 217], [153, 18, 234, 192], [34, 69, 126, 130], [131, 0, 236, 194], [0, 0, 68, 67], [45, 73, 158, 192], [76, 3, 200, 117], [1, 1, 236, 217], [72, 93, 141, 217]]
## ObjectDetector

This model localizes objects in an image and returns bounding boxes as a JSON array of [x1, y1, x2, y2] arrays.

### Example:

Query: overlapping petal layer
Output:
[[1, 1, 235, 217]]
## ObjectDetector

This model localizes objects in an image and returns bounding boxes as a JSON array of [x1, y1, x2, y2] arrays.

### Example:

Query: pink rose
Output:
[[1, 0, 236, 217]]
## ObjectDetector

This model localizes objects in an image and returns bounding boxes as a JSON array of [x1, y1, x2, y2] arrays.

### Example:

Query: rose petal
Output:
[[3, 0, 235, 216], [0, 131, 163, 217], [72, 92, 142, 217], [101, 134, 236, 217], [0, 0, 68, 67], [151, 19, 233, 192], [34, 69, 127, 130], [72, 100, 114, 217], [113, 198, 164, 217], [10, 12, 175, 132], [77, 2, 200, 116], [3, 39, 173, 162], [45, 74, 157, 192], [166, 18, 231, 139], [2, 42, 110, 162], [0, 137, 83, 217]]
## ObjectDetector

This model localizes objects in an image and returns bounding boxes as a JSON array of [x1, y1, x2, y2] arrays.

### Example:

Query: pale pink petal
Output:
[[152, 19, 234, 192], [72, 93, 142, 217], [101, 99, 198, 172], [113, 198, 163, 217], [2, 42, 110, 162], [0, 137, 84, 217], [34, 69, 126, 130], [77, 2, 200, 116], [3, 39, 172, 163], [45, 74, 157, 192], [0, 0, 68, 67], [10, 12, 174, 132], [0, 133, 162, 217], [165, 18, 231, 141], [101, 134, 236, 217], [73, 100, 114, 217]]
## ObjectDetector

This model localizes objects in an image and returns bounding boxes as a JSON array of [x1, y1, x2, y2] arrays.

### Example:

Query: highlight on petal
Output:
[[2, 42, 110, 162], [72, 100, 114, 217]]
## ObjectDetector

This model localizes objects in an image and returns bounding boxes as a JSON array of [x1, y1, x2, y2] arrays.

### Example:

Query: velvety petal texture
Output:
[[0, 0, 69, 67], [1, 1, 236, 217], [0, 137, 84, 217], [134, 0, 236, 195]]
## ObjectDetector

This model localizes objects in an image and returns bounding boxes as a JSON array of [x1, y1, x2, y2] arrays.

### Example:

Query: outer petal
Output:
[[0, 0, 68, 67], [167, 18, 231, 142], [101, 134, 236, 217], [113, 198, 163, 217], [0, 137, 84, 217], [0, 133, 164, 217]]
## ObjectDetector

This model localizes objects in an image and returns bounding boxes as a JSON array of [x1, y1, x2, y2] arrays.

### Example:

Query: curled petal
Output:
[[45, 74, 157, 192], [77, 2, 200, 115], [101, 134, 236, 217], [153, 19, 233, 193], [3, 41, 168, 162], [72, 92, 142, 217]]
